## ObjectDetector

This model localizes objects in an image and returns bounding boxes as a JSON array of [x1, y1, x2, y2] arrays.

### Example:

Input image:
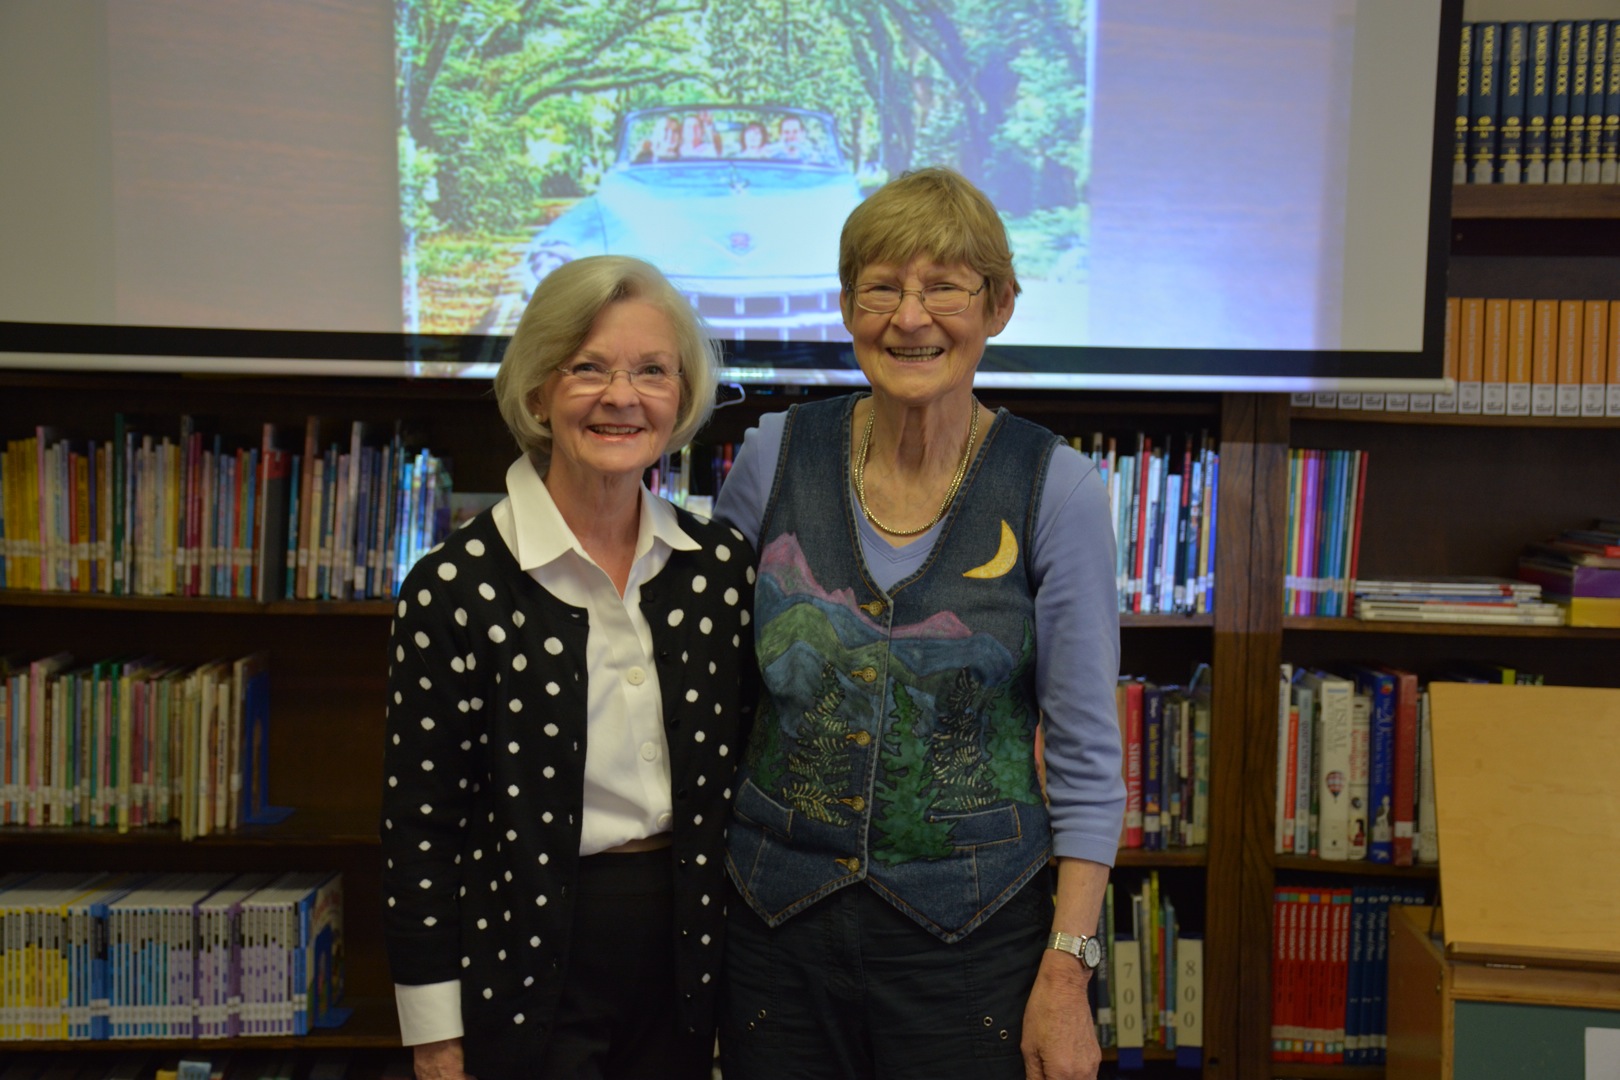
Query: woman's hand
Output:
[[1020, 949, 1102, 1080], [413, 1037, 474, 1080]]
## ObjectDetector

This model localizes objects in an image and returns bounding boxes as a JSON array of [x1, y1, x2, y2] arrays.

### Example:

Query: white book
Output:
[[1176, 937, 1204, 1048], [1290, 391, 1314, 408], [1382, 392, 1408, 412], [1337, 391, 1362, 410], [1312, 391, 1338, 409], [1415, 691, 1440, 865], [1407, 392, 1434, 413], [1349, 694, 1371, 861], [1113, 938, 1146, 1049], [1557, 382, 1581, 416], [1300, 671, 1354, 861], [1358, 391, 1383, 411]]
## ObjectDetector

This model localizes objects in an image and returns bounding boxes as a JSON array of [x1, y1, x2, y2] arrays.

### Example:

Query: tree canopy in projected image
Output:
[[394, 0, 1092, 352]]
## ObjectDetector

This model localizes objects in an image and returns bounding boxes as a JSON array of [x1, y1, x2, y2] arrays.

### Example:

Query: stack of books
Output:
[[1351, 576, 1561, 625], [1517, 520, 1620, 627]]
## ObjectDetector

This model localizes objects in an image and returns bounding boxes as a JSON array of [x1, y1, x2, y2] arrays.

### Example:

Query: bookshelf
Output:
[[1256, 186, 1620, 1079], [3, 186, 1613, 1079], [0, 376, 1243, 1076]]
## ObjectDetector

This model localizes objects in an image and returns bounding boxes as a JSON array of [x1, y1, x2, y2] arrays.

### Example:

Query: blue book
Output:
[[1526, 23, 1553, 182], [1344, 886, 1367, 1063], [1606, 20, 1620, 182], [1499, 23, 1528, 183], [1567, 21, 1592, 182], [1589, 20, 1613, 181], [1551, 22, 1574, 181], [1343, 667, 1395, 863], [1455, 23, 1474, 183], [1142, 683, 1163, 852], [1471, 22, 1502, 183]]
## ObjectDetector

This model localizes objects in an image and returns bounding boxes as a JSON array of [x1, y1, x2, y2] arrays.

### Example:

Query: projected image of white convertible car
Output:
[[512, 106, 864, 342]]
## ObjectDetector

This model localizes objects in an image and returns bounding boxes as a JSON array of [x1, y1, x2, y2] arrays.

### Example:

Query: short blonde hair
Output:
[[838, 167, 1020, 317], [493, 255, 721, 463]]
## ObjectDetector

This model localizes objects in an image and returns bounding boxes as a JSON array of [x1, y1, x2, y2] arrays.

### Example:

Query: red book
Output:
[[1378, 665, 1421, 866], [1119, 679, 1144, 847]]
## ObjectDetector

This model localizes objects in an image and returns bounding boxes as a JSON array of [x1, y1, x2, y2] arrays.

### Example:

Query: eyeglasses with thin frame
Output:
[[851, 281, 987, 316], [558, 360, 683, 396]]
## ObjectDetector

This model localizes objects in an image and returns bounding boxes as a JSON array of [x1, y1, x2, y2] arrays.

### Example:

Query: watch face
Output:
[[1081, 936, 1103, 968]]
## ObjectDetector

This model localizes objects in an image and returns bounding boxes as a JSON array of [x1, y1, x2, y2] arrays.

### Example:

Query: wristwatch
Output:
[[1047, 930, 1103, 970]]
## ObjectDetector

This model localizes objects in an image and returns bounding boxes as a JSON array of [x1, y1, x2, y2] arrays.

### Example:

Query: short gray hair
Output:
[[493, 255, 721, 463]]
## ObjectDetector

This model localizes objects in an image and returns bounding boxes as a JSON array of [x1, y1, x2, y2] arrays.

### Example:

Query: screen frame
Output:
[[0, 0, 1462, 394]]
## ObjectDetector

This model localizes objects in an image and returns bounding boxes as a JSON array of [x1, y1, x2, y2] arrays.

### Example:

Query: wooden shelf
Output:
[[1121, 612, 1213, 629], [0, 807, 380, 847], [1291, 409, 1620, 430], [1451, 183, 1620, 220], [2, 995, 401, 1052], [1274, 855, 1439, 879], [1270, 1064, 1386, 1079], [1283, 617, 1620, 639], [1117, 846, 1209, 868]]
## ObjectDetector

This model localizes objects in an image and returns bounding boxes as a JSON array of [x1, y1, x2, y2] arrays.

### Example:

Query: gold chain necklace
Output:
[[854, 400, 980, 537]]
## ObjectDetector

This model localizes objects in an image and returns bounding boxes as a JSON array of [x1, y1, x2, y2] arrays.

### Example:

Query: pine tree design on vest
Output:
[[781, 662, 855, 824]]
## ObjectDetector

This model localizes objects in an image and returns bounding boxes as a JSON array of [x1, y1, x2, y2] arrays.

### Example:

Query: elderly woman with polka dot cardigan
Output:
[[381, 256, 756, 1080]]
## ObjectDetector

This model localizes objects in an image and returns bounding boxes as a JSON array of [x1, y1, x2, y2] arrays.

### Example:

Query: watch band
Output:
[[1046, 930, 1102, 969]]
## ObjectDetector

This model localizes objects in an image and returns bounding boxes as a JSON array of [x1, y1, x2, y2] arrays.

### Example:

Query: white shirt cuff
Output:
[[394, 980, 464, 1046]]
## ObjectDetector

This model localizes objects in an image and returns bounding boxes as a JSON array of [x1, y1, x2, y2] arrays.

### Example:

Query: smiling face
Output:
[[533, 299, 683, 493], [843, 254, 1014, 409]]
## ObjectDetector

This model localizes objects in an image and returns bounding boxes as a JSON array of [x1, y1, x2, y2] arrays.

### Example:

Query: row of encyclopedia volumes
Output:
[[1093, 871, 1203, 1064], [1283, 448, 1366, 618], [1116, 666, 1211, 852], [0, 870, 344, 1043], [1276, 664, 1441, 867], [1071, 430, 1219, 616], [1270, 885, 1431, 1065], [0, 652, 282, 838], [1295, 297, 1620, 417], [1456, 20, 1620, 185], [0, 416, 454, 601]]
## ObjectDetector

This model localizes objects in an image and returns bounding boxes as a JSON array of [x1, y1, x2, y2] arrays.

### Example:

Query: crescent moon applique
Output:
[[963, 519, 1018, 579]]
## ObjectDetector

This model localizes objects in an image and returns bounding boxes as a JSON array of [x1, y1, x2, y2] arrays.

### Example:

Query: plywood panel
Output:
[[1428, 683, 1620, 965]]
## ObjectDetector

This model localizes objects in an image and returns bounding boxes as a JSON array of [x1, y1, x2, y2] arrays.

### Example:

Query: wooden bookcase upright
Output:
[[0, 379, 1252, 1077]]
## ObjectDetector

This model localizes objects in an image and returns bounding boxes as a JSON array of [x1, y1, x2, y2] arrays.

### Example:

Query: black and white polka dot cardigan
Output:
[[380, 507, 756, 1071]]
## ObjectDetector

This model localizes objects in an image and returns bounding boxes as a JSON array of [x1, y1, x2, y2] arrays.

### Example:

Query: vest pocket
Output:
[[734, 778, 795, 840], [926, 803, 1022, 848]]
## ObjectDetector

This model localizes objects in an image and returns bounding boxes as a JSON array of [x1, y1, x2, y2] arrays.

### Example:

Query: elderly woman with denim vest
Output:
[[714, 168, 1125, 1080]]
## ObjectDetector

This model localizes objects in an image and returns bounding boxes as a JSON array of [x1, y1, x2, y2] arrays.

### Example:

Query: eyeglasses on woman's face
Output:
[[558, 360, 683, 396], [851, 281, 988, 316]]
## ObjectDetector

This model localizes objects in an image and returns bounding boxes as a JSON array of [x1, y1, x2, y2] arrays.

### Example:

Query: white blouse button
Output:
[[627, 667, 647, 686], [641, 741, 660, 762], [657, 812, 673, 830]]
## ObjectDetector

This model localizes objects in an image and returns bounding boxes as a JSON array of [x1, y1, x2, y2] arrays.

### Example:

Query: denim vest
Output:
[[726, 395, 1061, 942]]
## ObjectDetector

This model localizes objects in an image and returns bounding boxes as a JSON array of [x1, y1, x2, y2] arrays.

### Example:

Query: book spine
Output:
[[1608, 299, 1620, 418], [1551, 21, 1573, 182], [1365, 678, 1395, 864], [1464, 23, 1477, 181], [1499, 23, 1528, 183], [1566, 21, 1591, 183], [1526, 23, 1552, 182], [1587, 19, 1611, 181], [1582, 299, 1609, 418], [1557, 298, 1584, 416], [1471, 23, 1501, 183], [1605, 20, 1620, 183], [1457, 297, 1485, 413]]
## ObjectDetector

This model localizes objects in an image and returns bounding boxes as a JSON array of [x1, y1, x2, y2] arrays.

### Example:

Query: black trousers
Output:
[[535, 848, 712, 1080]]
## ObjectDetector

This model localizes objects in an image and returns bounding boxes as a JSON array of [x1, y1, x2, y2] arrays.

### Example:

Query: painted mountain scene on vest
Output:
[[748, 532, 1042, 855]]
